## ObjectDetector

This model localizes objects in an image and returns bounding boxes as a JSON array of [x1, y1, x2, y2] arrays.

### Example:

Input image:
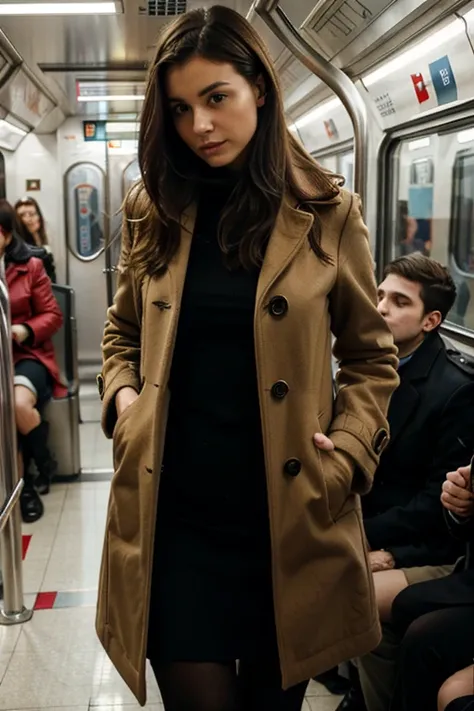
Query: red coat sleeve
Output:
[[24, 258, 63, 345]]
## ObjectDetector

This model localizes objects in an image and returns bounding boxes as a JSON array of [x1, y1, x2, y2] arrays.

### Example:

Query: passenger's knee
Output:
[[437, 667, 474, 711], [14, 389, 40, 435], [390, 583, 426, 635]]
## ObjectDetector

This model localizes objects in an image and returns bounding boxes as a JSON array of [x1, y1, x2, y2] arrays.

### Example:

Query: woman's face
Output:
[[17, 204, 41, 234], [166, 57, 265, 170]]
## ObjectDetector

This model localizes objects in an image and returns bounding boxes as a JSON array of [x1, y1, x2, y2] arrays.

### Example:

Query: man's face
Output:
[[377, 273, 440, 352]]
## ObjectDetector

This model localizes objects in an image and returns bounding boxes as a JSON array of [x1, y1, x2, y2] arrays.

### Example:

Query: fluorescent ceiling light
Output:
[[293, 98, 342, 130], [363, 9, 474, 88], [0, 2, 117, 15], [0, 119, 27, 136], [408, 137, 431, 151], [458, 129, 474, 144], [78, 94, 145, 103], [106, 122, 140, 133]]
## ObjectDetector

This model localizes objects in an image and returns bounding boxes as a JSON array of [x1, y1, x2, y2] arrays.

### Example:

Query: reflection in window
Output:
[[397, 158, 434, 258]]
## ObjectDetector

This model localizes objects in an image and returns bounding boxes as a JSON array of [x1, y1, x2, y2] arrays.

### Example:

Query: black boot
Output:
[[18, 432, 45, 523], [335, 666, 367, 711], [24, 420, 57, 495], [20, 483, 44, 523]]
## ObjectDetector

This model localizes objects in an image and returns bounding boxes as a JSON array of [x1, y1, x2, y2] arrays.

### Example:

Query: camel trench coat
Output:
[[96, 186, 399, 705]]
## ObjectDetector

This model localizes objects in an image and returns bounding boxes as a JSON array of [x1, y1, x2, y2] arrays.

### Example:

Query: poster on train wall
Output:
[[64, 163, 105, 261], [363, 30, 474, 128]]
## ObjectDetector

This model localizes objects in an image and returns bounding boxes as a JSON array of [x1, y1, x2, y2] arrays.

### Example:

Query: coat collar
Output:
[[177, 195, 317, 308]]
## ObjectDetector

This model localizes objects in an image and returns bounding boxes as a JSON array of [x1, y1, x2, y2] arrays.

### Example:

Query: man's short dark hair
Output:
[[0, 199, 15, 235], [384, 253, 456, 323]]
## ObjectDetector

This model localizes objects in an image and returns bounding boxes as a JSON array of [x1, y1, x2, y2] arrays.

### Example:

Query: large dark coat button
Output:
[[271, 380, 289, 399], [269, 295, 288, 317], [284, 458, 301, 477]]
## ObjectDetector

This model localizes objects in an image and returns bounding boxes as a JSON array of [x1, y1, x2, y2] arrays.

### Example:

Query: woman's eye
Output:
[[210, 93, 226, 105], [172, 103, 188, 116]]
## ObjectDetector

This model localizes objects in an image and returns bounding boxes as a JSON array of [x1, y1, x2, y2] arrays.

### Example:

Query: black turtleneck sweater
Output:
[[157, 184, 269, 536]]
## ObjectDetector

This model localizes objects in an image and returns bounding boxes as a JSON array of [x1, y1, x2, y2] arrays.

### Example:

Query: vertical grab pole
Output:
[[249, 0, 369, 212], [0, 257, 33, 625]]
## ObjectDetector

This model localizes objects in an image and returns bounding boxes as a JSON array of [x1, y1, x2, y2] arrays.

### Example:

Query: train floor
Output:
[[0, 391, 342, 710]]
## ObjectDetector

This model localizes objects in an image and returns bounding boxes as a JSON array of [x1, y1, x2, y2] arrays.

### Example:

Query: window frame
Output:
[[376, 97, 474, 348]]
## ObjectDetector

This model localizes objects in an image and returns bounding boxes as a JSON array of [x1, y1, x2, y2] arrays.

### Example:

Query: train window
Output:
[[390, 128, 474, 331], [451, 150, 474, 274], [339, 151, 354, 192], [0, 151, 5, 200]]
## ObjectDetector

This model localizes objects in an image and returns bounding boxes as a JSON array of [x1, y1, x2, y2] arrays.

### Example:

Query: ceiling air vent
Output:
[[143, 0, 187, 15]]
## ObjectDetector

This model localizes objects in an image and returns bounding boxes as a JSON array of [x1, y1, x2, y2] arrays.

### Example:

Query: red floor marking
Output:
[[22, 535, 32, 561], [34, 592, 57, 610]]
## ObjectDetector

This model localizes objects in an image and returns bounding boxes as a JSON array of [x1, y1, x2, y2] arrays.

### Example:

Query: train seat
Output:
[[42, 284, 81, 479]]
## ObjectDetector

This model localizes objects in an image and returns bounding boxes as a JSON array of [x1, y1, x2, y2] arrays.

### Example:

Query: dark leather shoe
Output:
[[314, 667, 352, 695], [20, 486, 44, 523], [336, 686, 367, 711]]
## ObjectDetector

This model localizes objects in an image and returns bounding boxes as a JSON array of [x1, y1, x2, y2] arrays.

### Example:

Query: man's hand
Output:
[[369, 550, 395, 573], [441, 465, 474, 518]]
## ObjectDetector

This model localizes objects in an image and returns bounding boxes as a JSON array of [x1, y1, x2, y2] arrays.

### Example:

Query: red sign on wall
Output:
[[411, 73, 430, 104]]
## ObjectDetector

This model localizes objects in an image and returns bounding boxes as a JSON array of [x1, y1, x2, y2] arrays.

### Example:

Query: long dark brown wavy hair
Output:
[[126, 4, 342, 279], [14, 196, 49, 247]]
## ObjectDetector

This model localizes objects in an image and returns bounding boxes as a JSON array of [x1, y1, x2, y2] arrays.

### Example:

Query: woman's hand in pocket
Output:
[[314, 434, 355, 518], [115, 386, 139, 419]]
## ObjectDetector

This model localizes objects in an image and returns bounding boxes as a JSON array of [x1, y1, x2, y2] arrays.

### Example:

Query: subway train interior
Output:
[[0, 0, 473, 709]]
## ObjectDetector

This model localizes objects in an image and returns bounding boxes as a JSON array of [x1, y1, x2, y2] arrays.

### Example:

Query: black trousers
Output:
[[389, 570, 474, 711]]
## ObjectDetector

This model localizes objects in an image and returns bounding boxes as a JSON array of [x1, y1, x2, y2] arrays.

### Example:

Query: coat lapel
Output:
[[256, 200, 314, 309]]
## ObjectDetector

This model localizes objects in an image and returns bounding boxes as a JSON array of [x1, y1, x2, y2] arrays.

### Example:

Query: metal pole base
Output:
[[0, 606, 33, 626]]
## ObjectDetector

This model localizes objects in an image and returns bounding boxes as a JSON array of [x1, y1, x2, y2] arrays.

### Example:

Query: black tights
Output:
[[150, 658, 308, 711]]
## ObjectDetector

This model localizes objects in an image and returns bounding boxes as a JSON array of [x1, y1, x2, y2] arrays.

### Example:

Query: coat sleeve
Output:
[[24, 258, 63, 345], [99, 214, 142, 439], [328, 194, 399, 495], [445, 508, 474, 542], [364, 381, 474, 565]]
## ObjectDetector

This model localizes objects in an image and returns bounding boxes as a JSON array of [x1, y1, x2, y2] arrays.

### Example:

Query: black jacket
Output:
[[445, 508, 474, 571], [362, 332, 474, 567]]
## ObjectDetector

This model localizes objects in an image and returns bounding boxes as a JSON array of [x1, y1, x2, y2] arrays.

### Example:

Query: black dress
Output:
[[147, 184, 276, 663]]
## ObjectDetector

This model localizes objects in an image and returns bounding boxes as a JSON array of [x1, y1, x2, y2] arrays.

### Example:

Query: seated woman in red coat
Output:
[[0, 199, 66, 522]]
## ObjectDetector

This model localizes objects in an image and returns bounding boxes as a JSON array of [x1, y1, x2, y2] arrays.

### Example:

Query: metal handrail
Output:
[[0, 256, 33, 625], [248, 0, 369, 211], [0, 480, 24, 533]]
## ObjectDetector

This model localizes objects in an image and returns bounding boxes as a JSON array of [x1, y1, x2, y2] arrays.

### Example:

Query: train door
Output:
[[64, 159, 108, 382], [106, 147, 140, 300]]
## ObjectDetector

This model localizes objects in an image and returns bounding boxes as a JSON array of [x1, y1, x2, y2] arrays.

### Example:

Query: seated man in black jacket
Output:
[[335, 254, 474, 710], [362, 461, 474, 711]]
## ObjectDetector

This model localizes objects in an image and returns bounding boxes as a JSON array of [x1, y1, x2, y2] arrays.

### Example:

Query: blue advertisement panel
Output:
[[428, 55, 458, 106]]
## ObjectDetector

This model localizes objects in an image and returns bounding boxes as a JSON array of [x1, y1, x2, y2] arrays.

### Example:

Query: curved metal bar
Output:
[[251, 0, 368, 210], [0, 257, 33, 625]]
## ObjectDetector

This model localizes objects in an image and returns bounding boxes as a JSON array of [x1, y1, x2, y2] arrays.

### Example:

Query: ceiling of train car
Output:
[[0, 0, 254, 118], [0, 0, 472, 126]]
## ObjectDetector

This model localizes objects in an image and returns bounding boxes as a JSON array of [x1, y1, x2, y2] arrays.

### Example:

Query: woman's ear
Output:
[[255, 75, 266, 107]]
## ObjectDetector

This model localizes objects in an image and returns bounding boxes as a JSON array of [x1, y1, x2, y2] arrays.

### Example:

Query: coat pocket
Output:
[[318, 448, 355, 522]]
